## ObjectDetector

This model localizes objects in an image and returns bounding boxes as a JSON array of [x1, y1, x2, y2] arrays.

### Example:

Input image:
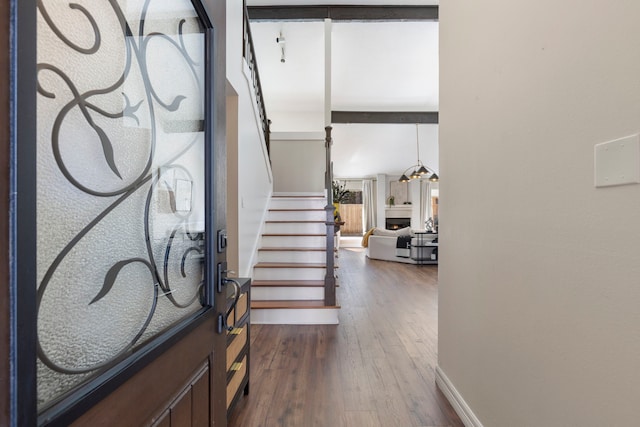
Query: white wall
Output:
[[332, 123, 439, 179], [226, 1, 273, 277], [269, 111, 325, 133], [439, 2, 640, 426], [225, 90, 240, 276], [271, 138, 326, 193], [376, 174, 386, 228], [409, 179, 421, 229]]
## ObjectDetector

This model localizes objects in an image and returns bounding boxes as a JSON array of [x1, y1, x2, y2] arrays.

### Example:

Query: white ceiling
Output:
[[247, 2, 439, 178]]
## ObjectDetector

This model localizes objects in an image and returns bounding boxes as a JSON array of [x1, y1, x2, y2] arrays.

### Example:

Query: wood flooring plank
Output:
[[304, 331, 345, 427], [381, 344, 448, 426], [335, 347, 378, 412], [344, 410, 382, 427], [365, 355, 417, 427], [227, 249, 463, 427]]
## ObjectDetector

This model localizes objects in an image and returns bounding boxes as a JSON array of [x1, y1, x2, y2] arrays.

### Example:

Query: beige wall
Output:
[[271, 139, 326, 193], [439, 2, 640, 426]]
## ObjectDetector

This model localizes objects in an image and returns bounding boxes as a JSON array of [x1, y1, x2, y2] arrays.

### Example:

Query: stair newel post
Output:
[[324, 126, 336, 306]]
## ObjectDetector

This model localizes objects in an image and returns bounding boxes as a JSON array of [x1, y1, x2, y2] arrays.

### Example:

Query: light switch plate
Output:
[[594, 134, 640, 187]]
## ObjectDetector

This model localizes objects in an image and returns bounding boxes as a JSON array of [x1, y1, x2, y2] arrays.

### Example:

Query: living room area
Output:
[[334, 175, 439, 265]]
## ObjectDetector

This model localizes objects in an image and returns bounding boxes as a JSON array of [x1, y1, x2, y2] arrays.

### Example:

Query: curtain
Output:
[[420, 180, 430, 229], [362, 179, 376, 232]]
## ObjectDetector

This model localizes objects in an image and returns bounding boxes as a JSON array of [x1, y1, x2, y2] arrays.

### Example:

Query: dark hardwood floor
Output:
[[228, 247, 463, 427]]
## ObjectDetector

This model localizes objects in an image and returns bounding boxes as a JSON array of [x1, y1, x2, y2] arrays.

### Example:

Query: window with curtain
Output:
[[362, 179, 376, 232]]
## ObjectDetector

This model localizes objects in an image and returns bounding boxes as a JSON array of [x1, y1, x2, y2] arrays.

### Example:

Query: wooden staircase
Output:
[[251, 193, 340, 324]]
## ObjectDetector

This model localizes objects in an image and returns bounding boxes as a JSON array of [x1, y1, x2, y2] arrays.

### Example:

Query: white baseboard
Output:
[[435, 366, 484, 427]]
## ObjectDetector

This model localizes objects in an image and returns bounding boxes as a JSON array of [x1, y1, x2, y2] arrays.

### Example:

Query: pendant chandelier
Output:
[[399, 124, 439, 183]]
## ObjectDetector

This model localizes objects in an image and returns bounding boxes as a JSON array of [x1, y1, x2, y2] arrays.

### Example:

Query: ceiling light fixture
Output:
[[276, 31, 286, 63], [399, 124, 439, 183]]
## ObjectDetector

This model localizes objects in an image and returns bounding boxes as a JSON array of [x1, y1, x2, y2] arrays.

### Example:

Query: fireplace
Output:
[[385, 217, 410, 230]]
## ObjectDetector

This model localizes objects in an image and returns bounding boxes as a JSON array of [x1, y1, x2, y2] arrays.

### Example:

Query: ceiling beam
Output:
[[332, 111, 439, 124], [247, 6, 439, 22]]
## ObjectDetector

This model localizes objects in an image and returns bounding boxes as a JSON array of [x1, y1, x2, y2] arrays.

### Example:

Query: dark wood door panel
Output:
[[72, 317, 215, 426], [191, 371, 210, 427], [170, 389, 192, 426], [154, 412, 170, 427], [0, 0, 10, 425]]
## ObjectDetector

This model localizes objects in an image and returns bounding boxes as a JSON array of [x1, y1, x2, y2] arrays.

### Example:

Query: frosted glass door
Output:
[[36, 0, 208, 409]]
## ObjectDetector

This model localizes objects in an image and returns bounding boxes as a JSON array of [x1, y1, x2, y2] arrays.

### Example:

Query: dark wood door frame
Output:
[[5, 1, 229, 425], [204, 0, 230, 425], [1, 0, 11, 425], [13, 0, 38, 424]]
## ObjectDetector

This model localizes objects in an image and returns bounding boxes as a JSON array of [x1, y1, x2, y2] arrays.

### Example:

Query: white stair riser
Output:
[[268, 210, 327, 221], [261, 235, 328, 248], [264, 222, 327, 234], [253, 267, 325, 281], [269, 199, 327, 210], [252, 286, 324, 301], [258, 251, 327, 263], [251, 308, 339, 325], [248, 193, 340, 326]]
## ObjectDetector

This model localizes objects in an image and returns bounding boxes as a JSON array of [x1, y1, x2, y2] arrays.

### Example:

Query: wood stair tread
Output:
[[254, 262, 334, 269], [251, 300, 341, 309], [252, 280, 325, 287]]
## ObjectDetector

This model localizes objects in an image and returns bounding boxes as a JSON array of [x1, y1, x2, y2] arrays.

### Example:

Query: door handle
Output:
[[217, 277, 241, 334]]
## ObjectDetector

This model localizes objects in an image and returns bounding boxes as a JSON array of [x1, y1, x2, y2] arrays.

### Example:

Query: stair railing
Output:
[[243, 7, 271, 156], [324, 126, 336, 306]]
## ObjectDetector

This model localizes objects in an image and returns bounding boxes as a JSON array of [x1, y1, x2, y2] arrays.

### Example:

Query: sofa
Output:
[[363, 227, 438, 264]]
